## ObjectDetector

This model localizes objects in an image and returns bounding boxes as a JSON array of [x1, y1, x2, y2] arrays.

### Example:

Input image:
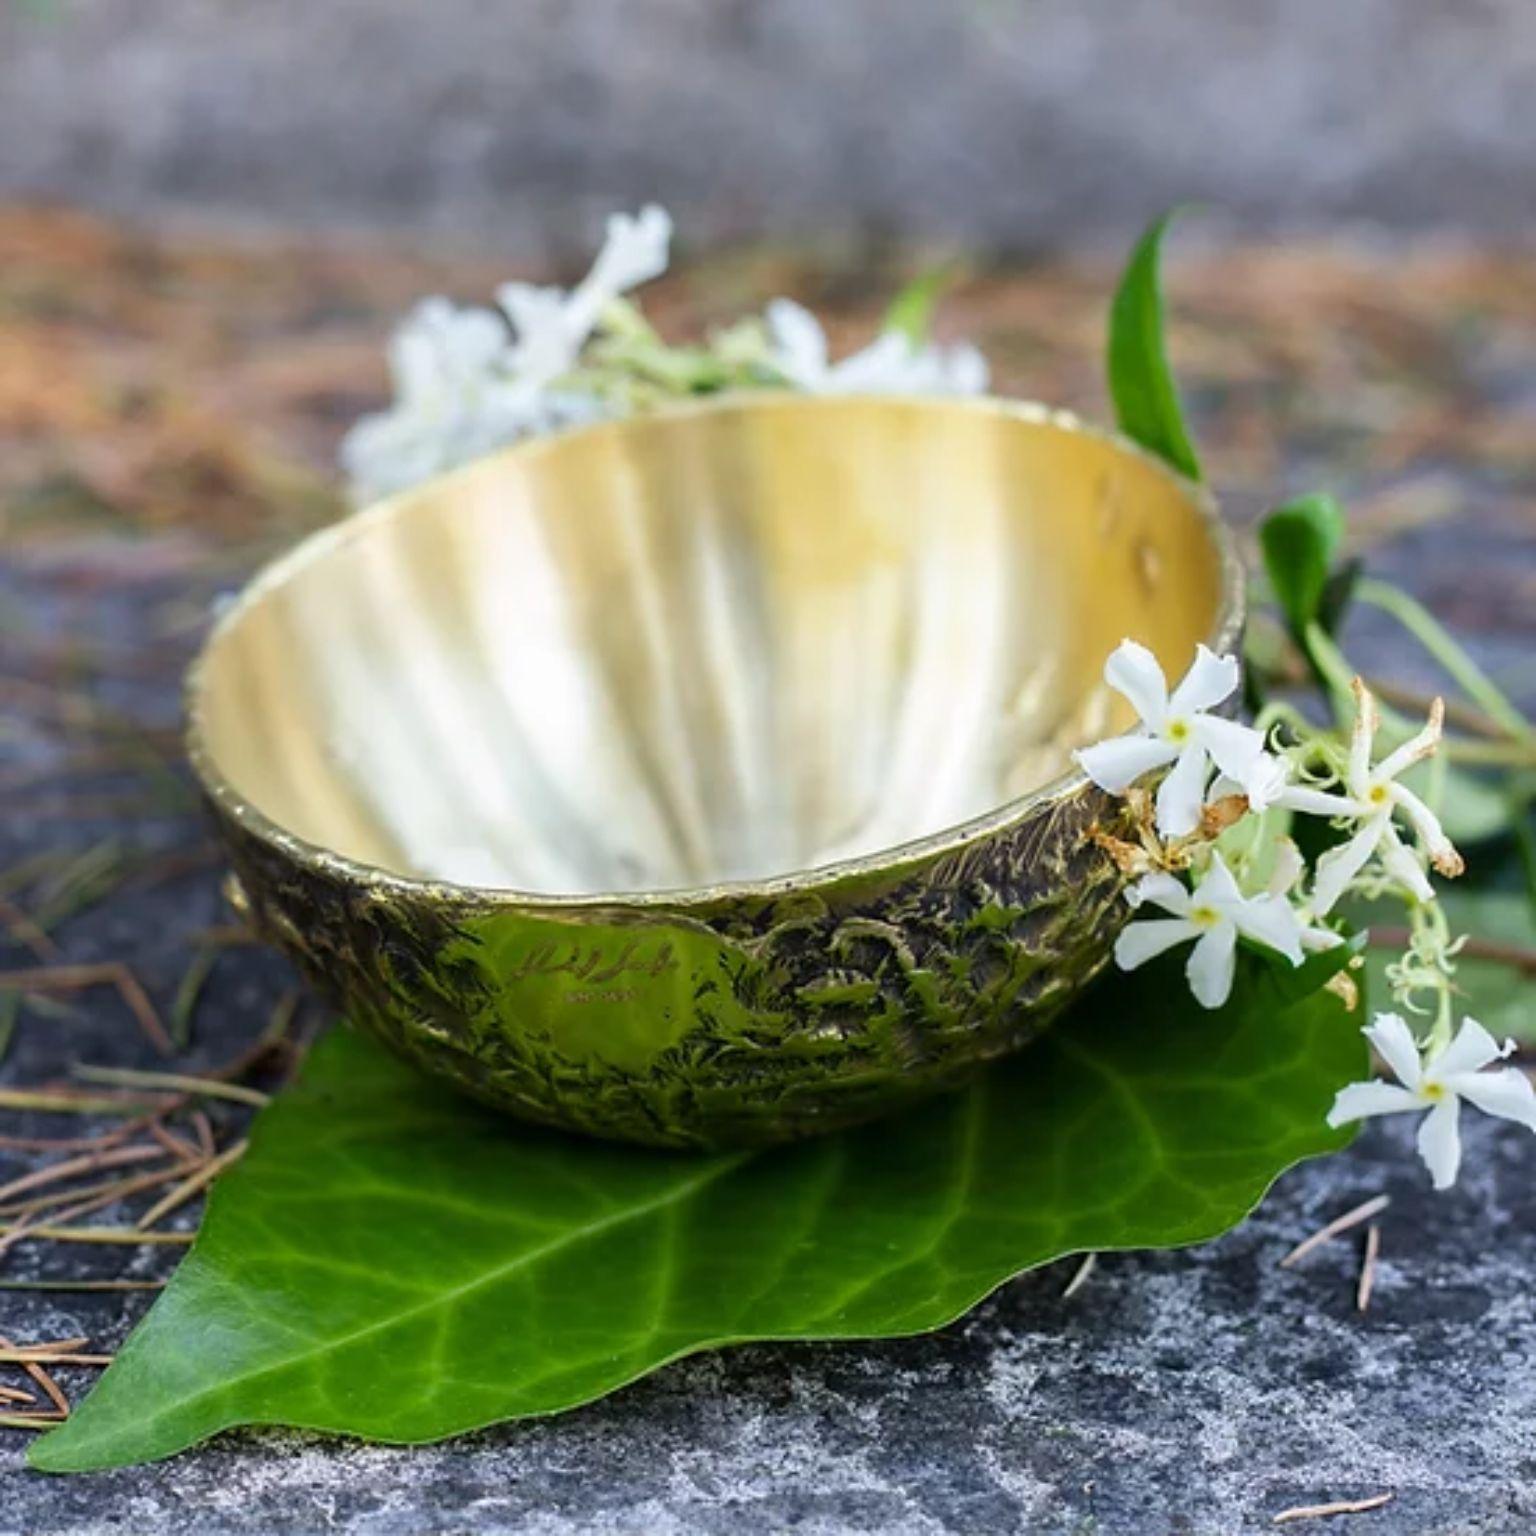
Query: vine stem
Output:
[[1355, 578, 1534, 744], [1301, 621, 1536, 768]]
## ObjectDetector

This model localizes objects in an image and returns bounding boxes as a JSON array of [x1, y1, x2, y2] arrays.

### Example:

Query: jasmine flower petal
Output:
[[1075, 735, 1178, 794], [1364, 1012, 1426, 1091], [1327, 1080, 1424, 1125], [1155, 743, 1211, 837], [1115, 918, 1201, 971], [1167, 644, 1239, 716], [1104, 638, 1170, 726], [1185, 923, 1238, 1009], [1416, 1097, 1463, 1190]]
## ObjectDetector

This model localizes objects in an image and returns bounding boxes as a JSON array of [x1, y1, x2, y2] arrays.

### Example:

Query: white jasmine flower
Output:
[[1328, 1012, 1536, 1189], [497, 204, 673, 388], [1074, 640, 1269, 837], [1114, 854, 1305, 1009], [764, 299, 989, 396], [1265, 837, 1344, 953], [1274, 682, 1463, 915], [340, 298, 547, 503]]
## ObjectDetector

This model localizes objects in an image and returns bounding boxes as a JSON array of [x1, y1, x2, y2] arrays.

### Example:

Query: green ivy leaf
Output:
[[32, 954, 1360, 1473], [1260, 494, 1347, 638], [1107, 212, 1202, 482]]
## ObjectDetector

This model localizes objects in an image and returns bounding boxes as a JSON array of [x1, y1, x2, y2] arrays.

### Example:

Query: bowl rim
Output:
[[184, 392, 1245, 911]]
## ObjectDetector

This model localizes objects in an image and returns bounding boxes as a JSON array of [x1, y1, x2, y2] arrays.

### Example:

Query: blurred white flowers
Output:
[[338, 298, 545, 504], [764, 299, 989, 396], [1074, 640, 1269, 836], [1114, 855, 1303, 1009], [341, 203, 992, 504], [342, 206, 676, 503], [496, 205, 674, 390], [1328, 1013, 1536, 1188]]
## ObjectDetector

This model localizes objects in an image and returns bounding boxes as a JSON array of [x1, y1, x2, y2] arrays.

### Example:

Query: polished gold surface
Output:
[[191, 395, 1237, 901], [187, 395, 1242, 1146]]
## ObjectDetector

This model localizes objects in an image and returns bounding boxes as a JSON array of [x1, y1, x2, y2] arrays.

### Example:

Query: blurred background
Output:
[[4, 0, 1536, 252]]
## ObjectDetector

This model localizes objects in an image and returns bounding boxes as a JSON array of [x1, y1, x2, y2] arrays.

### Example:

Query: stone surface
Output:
[[4, 1, 1536, 250], [2, 224, 1535, 1532]]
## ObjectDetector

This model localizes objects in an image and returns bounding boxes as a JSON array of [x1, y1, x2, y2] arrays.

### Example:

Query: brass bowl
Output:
[[187, 395, 1242, 1148]]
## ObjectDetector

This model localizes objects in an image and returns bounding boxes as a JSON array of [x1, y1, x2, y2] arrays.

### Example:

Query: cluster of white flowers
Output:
[[341, 205, 989, 505], [341, 207, 673, 503], [1076, 638, 1533, 1187]]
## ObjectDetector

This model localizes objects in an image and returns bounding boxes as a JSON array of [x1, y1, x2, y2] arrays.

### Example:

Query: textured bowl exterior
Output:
[[213, 780, 1134, 1148], [188, 395, 1243, 1149]]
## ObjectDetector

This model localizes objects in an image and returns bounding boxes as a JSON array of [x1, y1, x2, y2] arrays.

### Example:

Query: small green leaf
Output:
[[1260, 494, 1348, 637], [883, 265, 955, 346], [1107, 212, 1202, 481], [33, 954, 1360, 1473]]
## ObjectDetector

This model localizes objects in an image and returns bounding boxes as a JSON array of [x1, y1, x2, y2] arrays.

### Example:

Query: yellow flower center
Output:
[[1368, 783, 1390, 807], [1166, 718, 1191, 744], [1421, 1080, 1446, 1102], [1189, 904, 1220, 929]]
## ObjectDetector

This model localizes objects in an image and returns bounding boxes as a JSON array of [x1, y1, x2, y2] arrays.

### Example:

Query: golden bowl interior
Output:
[[191, 396, 1234, 897]]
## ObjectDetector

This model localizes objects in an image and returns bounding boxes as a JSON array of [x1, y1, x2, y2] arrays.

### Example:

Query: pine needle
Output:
[[0, 1141, 169, 1203], [0, 1223, 194, 1246], [0, 991, 17, 1066], [1061, 1253, 1097, 1299], [0, 1331, 70, 1417], [0, 1411, 67, 1431], [0, 1088, 168, 1116], [0, 894, 59, 962], [1273, 1491, 1394, 1524], [170, 945, 219, 1049], [1356, 1224, 1381, 1312], [1, 1161, 199, 1228], [1280, 1196, 1390, 1267], [0, 1350, 113, 1368], [0, 1278, 164, 1293], [0, 961, 173, 1055], [137, 1138, 246, 1230], [71, 1063, 269, 1108]]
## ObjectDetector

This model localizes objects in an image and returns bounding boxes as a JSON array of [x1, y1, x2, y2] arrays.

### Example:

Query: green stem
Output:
[[1303, 618, 1536, 769], [1252, 700, 1316, 738], [1440, 738, 1536, 769], [1510, 786, 1536, 917], [1301, 622, 1363, 726], [1355, 578, 1534, 743]]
